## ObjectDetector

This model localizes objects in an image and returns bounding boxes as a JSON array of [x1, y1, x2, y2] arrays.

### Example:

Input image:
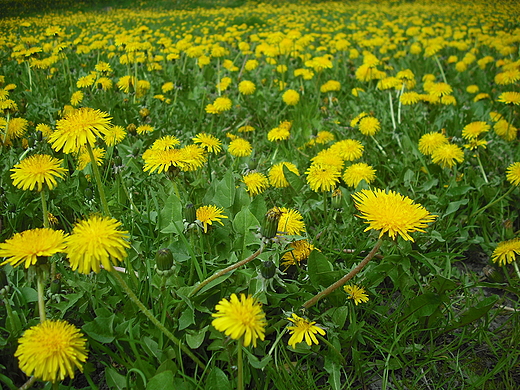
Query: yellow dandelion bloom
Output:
[[344, 284, 369, 305], [136, 124, 154, 135], [320, 80, 341, 93], [228, 138, 252, 157], [242, 172, 270, 196], [196, 205, 228, 233], [431, 144, 464, 168], [342, 162, 376, 187], [1, 117, 28, 143], [104, 125, 127, 146], [466, 85, 479, 94], [205, 96, 232, 114], [142, 148, 185, 174], [426, 82, 453, 97], [329, 139, 364, 161], [238, 80, 256, 95], [311, 148, 345, 169], [506, 162, 520, 186], [400, 91, 421, 105], [49, 107, 112, 154], [286, 313, 326, 349], [151, 135, 181, 150], [212, 293, 267, 347], [10, 154, 67, 191], [358, 116, 381, 136], [76, 147, 105, 171], [238, 125, 255, 133], [178, 144, 207, 172], [16, 320, 88, 383], [491, 238, 520, 266], [0, 228, 67, 268], [268, 162, 299, 188], [281, 239, 316, 269], [192, 132, 222, 154], [352, 188, 437, 242], [278, 207, 306, 235], [493, 120, 517, 141], [282, 89, 300, 105], [418, 132, 449, 156], [497, 91, 520, 105], [306, 163, 341, 192], [461, 121, 490, 140], [267, 127, 290, 142], [65, 215, 130, 274], [495, 69, 520, 85], [473, 93, 490, 102], [70, 91, 83, 106]]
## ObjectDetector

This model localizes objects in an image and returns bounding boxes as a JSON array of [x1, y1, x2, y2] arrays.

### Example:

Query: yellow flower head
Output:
[[238, 80, 256, 95], [242, 172, 270, 196], [65, 215, 130, 274], [104, 125, 127, 146], [306, 163, 341, 192], [228, 138, 252, 157], [192, 132, 222, 154], [281, 239, 316, 269], [282, 89, 300, 105], [328, 139, 364, 161], [358, 116, 381, 136], [497, 91, 520, 105], [49, 107, 112, 154], [205, 96, 232, 114], [352, 188, 437, 242], [212, 293, 267, 347], [286, 313, 326, 349], [278, 207, 306, 236], [491, 238, 520, 266], [196, 205, 228, 233], [15, 320, 88, 383], [431, 143, 464, 168], [267, 126, 290, 142], [461, 121, 490, 140], [344, 284, 369, 305], [76, 146, 105, 171], [0, 228, 67, 268], [268, 161, 299, 188], [506, 162, 520, 186], [494, 120, 517, 141], [418, 132, 449, 156], [342, 162, 376, 188], [10, 154, 67, 191]]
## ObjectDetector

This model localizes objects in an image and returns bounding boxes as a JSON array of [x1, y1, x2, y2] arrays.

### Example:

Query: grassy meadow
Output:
[[0, 0, 519, 389]]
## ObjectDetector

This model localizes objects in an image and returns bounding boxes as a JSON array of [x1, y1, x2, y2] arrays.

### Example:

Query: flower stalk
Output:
[[302, 239, 383, 309], [86, 143, 111, 217]]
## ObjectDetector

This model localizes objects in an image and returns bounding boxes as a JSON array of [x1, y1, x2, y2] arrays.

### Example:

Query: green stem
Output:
[[397, 84, 405, 124], [36, 269, 46, 323], [388, 91, 396, 131], [86, 143, 111, 216], [110, 270, 206, 370], [476, 153, 489, 184], [237, 338, 244, 390], [40, 189, 49, 228], [189, 245, 264, 299], [316, 334, 346, 365], [302, 239, 383, 309], [18, 376, 37, 390], [470, 186, 515, 218], [513, 261, 520, 280], [434, 54, 448, 84]]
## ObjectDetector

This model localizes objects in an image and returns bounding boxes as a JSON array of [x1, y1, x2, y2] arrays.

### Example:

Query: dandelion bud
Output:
[[0, 268, 9, 296], [261, 207, 282, 239], [139, 107, 150, 118], [127, 123, 137, 133], [155, 248, 174, 274], [260, 260, 276, 279], [84, 187, 94, 200], [483, 265, 504, 283], [184, 203, 196, 224], [50, 274, 61, 294]]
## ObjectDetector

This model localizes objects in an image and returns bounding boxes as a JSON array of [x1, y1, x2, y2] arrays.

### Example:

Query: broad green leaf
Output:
[[206, 367, 232, 390], [401, 292, 443, 322], [82, 314, 116, 343], [20, 286, 38, 303], [186, 327, 207, 349], [146, 370, 175, 390], [430, 275, 458, 295], [178, 306, 195, 330], [159, 192, 183, 234], [444, 199, 469, 217], [307, 250, 338, 288], [213, 170, 235, 208], [232, 207, 259, 233], [283, 164, 304, 192], [443, 295, 499, 334], [105, 367, 126, 390]]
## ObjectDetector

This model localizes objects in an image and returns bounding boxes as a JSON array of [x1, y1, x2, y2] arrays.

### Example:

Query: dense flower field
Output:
[[0, 1, 519, 389]]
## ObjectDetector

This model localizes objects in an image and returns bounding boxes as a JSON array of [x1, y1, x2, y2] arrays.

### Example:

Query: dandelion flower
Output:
[[77, 147, 105, 171], [473, 93, 490, 102], [205, 96, 232, 114], [427, 82, 453, 97], [268, 162, 299, 188], [192, 133, 222, 154], [306, 163, 341, 192], [178, 144, 207, 172], [70, 91, 83, 106], [278, 207, 305, 235], [104, 126, 126, 146], [267, 127, 290, 142], [358, 116, 381, 136], [286, 313, 326, 349], [497, 91, 520, 105], [196, 205, 228, 233], [281, 240, 316, 269], [344, 285, 369, 305], [320, 80, 341, 93], [491, 238, 520, 266], [15, 320, 88, 383], [329, 139, 364, 161], [506, 162, 520, 186], [342, 163, 376, 187], [282, 89, 300, 105], [212, 293, 267, 347], [466, 85, 479, 93], [400, 91, 421, 105], [142, 148, 185, 174], [151, 135, 181, 150], [352, 188, 437, 242], [238, 80, 256, 95], [228, 138, 252, 157], [242, 172, 269, 196], [494, 120, 517, 141], [462, 121, 490, 140], [136, 125, 154, 135], [0, 228, 67, 268], [418, 132, 449, 156], [65, 215, 130, 274], [49, 107, 112, 154], [495, 69, 520, 85], [311, 149, 345, 169], [10, 154, 67, 191], [431, 144, 464, 168]]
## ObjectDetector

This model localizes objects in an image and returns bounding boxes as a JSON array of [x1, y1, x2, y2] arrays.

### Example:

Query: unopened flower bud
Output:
[[184, 203, 196, 224], [155, 248, 174, 273], [483, 265, 504, 283], [261, 207, 282, 239], [260, 260, 276, 279], [50, 274, 61, 294]]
